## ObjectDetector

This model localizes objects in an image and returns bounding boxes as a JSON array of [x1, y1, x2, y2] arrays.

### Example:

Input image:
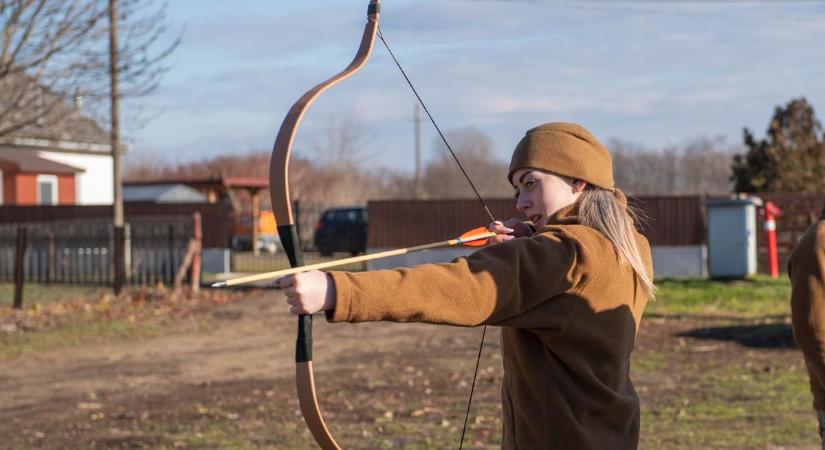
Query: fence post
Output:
[[14, 226, 27, 309], [167, 223, 175, 283], [191, 213, 202, 292], [124, 223, 131, 285], [251, 190, 260, 257], [113, 225, 125, 295], [46, 230, 55, 284]]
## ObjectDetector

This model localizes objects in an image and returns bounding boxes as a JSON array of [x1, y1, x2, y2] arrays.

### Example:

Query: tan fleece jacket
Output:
[[327, 204, 652, 450], [790, 206, 825, 410]]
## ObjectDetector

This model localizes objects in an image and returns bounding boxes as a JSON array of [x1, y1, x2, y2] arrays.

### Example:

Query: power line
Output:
[[376, 25, 497, 223]]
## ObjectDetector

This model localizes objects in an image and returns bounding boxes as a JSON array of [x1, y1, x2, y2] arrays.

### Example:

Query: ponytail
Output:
[[576, 188, 656, 300]]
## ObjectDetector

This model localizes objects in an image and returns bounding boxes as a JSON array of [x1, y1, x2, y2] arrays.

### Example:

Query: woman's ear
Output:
[[571, 179, 588, 193]]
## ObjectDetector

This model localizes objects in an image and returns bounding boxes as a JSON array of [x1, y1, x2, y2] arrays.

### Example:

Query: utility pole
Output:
[[414, 103, 422, 198], [109, 0, 122, 228], [109, 0, 125, 294]]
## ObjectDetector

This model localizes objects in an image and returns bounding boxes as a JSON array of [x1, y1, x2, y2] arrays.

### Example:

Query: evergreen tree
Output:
[[732, 97, 825, 192]]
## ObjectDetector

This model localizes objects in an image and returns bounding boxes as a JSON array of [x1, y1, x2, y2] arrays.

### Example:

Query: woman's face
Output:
[[511, 168, 584, 228]]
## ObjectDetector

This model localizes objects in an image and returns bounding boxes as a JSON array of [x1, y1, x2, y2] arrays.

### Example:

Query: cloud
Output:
[[126, 0, 825, 171]]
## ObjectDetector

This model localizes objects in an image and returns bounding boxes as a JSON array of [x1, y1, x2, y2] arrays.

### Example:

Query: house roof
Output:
[[123, 184, 207, 203], [0, 149, 84, 174], [0, 74, 110, 149]]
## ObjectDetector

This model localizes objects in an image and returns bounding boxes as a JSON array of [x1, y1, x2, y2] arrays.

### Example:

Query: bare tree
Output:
[[0, 0, 179, 140], [421, 128, 511, 199], [678, 137, 738, 194], [610, 136, 738, 195], [610, 139, 671, 195], [298, 113, 385, 204], [307, 112, 373, 169], [126, 151, 272, 182]]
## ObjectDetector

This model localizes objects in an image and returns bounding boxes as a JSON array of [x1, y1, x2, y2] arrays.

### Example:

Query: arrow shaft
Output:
[[214, 231, 494, 287]]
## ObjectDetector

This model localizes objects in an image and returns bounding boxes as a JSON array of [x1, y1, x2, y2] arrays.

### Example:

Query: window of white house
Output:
[[36, 174, 58, 205]]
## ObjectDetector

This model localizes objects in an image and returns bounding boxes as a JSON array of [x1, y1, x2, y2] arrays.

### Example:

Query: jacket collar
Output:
[[545, 203, 580, 227], [536, 189, 630, 232]]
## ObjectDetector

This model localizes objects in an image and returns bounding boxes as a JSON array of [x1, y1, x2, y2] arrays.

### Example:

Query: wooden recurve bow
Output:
[[268, 2, 380, 449]]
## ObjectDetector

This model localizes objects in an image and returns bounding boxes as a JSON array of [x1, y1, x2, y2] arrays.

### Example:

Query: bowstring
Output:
[[376, 24, 492, 450], [376, 25, 495, 225]]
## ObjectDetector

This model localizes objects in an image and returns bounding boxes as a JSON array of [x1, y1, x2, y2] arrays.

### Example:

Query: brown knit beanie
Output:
[[508, 122, 614, 191]]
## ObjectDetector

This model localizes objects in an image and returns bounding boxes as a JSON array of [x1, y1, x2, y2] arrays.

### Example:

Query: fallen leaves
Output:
[[77, 402, 103, 410], [0, 287, 247, 336]]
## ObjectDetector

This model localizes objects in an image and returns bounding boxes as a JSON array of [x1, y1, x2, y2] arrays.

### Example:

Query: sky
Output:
[[122, 0, 825, 173]]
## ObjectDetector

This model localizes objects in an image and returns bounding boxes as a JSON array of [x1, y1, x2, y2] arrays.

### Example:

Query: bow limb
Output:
[[268, 2, 380, 449]]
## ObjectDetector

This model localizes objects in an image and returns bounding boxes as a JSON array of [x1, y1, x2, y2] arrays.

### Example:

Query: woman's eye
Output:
[[525, 179, 535, 188]]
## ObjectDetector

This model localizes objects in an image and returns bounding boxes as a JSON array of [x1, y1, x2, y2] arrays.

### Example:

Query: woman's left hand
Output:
[[276, 270, 337, 315], [488, 218, 532, 244]]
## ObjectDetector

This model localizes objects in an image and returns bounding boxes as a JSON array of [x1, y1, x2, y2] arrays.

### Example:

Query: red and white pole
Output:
[[762, 201, 781, 278]]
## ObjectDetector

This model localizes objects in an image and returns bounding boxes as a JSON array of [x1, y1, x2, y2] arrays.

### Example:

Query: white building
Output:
[[0, 78, 115, 206]]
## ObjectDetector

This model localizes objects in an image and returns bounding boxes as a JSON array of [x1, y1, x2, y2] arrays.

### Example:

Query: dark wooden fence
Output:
[[367, 195, 705, 248], [0, 203, 231, 248], [628, 195, 705, 246], [0, 216, 193, 286], [367, 199, 519, 249], [755, 194, 824, 272], [367, 194, 824, 274]]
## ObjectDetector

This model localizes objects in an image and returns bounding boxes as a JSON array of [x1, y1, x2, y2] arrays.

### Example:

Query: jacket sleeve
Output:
[[790, 223, 825, 347], [326, 230, 581, 328]]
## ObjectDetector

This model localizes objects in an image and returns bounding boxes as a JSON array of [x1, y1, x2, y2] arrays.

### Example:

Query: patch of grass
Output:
[[637, 354, 815, 449], [635, 271, 815, 448], [647, 276, 791, 319], [0, 318, 175, 360], [633, 350, 669, 371], [126, 417, 271, 450], [0, 287, 231, 359], [0, 282, 108, 307]]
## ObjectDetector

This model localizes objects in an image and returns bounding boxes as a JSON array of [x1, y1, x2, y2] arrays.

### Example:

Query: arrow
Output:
[[212, 227, 495, 288]]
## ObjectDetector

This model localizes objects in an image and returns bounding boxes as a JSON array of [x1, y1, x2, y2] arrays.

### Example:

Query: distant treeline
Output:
[[125, 97, 824, 209]]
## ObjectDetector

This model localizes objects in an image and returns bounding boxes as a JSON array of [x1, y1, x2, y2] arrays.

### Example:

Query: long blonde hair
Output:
[[576, 187, 656, 299]]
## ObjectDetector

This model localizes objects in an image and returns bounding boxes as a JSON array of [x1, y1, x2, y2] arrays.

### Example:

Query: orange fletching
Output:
[[459, 226, 490, 247]]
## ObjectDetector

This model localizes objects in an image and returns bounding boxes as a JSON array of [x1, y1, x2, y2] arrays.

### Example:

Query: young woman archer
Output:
[[278, 122, 655, 450]]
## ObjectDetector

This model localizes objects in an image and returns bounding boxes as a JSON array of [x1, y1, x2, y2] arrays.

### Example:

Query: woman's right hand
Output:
[[487, 219, 533, 244]]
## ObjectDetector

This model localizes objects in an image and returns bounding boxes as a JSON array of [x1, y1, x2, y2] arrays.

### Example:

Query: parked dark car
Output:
[[313, 207, 367, 256]]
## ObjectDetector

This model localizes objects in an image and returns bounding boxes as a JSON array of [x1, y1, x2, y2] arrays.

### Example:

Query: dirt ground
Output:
[[0, 290, 819, 449]]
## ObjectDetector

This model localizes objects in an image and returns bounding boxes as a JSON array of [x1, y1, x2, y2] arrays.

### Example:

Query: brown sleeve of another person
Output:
[[790, 210, 825, 410]]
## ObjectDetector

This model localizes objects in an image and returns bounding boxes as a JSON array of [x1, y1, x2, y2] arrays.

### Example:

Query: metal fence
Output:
[[129, 217, 194, 285], [0, 203, 230, 248], [0, 217, 193, 286]]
